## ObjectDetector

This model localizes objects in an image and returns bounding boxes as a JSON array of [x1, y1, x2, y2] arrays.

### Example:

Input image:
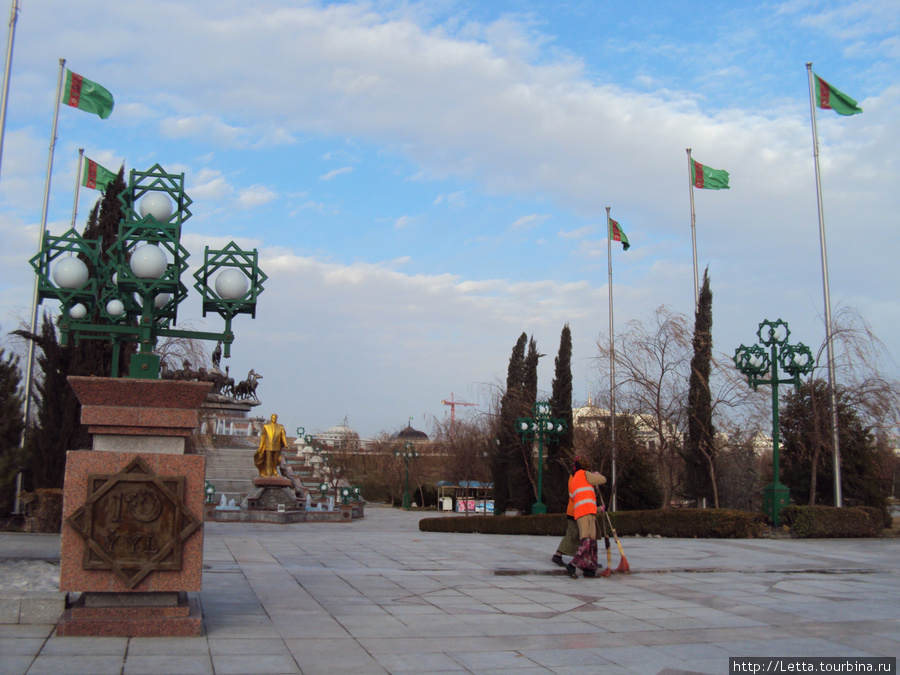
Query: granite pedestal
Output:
[[56, 377, 210, 637]]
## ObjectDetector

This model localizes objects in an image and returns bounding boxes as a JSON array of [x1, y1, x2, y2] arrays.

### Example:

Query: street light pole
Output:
[[394, 441, 418, 510], [734, 319, 814, 526], [516, 401, 567, 515]]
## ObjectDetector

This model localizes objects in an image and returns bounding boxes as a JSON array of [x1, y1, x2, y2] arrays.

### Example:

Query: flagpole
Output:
[[72, 148, 83, 226], [22, 57, 65, 436], [806, 62, 842, 508], [0, 0, 20, 182], [606, 206, 617, 512], [686, 148, 700, 311]]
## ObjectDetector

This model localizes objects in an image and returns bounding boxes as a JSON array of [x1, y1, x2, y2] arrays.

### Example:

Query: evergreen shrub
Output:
[[780, 505, 880, 538], [19, 488, 63, 533], [419, 508, 765, 538]]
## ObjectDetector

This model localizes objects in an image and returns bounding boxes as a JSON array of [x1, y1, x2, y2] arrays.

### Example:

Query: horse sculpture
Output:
[[233, 369, 262, 401]]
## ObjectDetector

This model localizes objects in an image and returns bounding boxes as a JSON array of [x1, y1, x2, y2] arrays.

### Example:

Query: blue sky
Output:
[[1, 0, 897, 438]]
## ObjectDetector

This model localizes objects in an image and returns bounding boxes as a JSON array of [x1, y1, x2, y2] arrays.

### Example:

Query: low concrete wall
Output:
[[0, 591, 66, 624]]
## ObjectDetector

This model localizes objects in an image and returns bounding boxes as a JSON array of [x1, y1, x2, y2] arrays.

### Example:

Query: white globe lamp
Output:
[[139, 192, 174, 222], [106, 299, 125, 317], [215, 268, 249, 299], [154, 292, 171, 309], [130, 244, 168, 279], [53, 257, 89, 289], [69, 303, 88, 319]]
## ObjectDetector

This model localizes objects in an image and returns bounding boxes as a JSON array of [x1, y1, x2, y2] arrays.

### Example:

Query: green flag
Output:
[[814, 73, 862, 116], [63, 69, 114, 119], [691, 159, 730, 190], [82, 156, 117, 192], [610, 218, 630, 251]]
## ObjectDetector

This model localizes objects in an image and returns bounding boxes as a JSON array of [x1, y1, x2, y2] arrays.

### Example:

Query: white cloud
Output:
[[237, 184, 278, 209], [511, 214, 549, 230], [320, 166, 354, 181], [558, 225, 597, 240], [433, 190, 467, 208], [188, 169, 233, 201]]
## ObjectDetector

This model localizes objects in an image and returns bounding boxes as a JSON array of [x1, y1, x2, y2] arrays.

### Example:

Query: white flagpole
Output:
[[0, 0, 20, 182], [606, 207, 617, 512], [22, 57, 66, 435], [687, 148, 700, 311], [72, 148, 83, 226], [806, 62, 842, 508]]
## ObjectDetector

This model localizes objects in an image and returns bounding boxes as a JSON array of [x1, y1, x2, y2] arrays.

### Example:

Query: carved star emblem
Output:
[[65, 456, 202, 589]]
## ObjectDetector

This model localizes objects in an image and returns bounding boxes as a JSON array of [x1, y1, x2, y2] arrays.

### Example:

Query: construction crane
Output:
[[441, 393, 476, 436]]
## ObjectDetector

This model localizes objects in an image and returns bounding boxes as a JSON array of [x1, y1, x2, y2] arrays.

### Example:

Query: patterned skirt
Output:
[[572, 537, 598, 571]]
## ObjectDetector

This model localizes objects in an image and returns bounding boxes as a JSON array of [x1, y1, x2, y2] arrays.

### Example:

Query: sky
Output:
[[0, 0, 897, 439]]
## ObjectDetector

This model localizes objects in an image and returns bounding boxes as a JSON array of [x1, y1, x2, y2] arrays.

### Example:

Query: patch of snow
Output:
[[0, 560, 60, 592]]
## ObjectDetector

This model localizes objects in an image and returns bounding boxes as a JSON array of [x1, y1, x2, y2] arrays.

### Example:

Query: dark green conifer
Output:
[[680, 268, 717, 506], [546, 324, 573, 513]]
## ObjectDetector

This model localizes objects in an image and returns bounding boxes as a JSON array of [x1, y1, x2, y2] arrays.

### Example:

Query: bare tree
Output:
[[597, 306, 692, 507], [154, 325, 210, 374], [430, 415, 492, 485], [788, 307, 900, 504]]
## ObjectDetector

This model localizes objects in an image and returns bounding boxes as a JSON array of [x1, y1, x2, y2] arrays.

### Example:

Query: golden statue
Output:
[[255, 413, 289, 478]]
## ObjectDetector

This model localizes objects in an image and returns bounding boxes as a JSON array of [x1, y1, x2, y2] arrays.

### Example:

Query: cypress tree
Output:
[[14, 170, 130, 491], [16, 312, 85, 490], [0, 339, 25, 514], [680, 268, 717, 506], [492, 333, 527, 515], [509, 337, 542, 513], [77, 166, 132, 377], [546, 324, 573, 513]]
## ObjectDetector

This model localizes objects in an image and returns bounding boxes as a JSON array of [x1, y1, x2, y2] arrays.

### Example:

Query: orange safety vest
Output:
[[568, 470, 596, 520]]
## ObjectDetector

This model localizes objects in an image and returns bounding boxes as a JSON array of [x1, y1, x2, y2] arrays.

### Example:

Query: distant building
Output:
[[571, 397, 676, 451], [392, 423, 429, 443], [312, 418, 360, 451]]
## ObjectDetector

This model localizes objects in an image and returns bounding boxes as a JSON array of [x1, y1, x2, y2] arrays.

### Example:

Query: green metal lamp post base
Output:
[[763, 481, 791, 526], [402, 492, 411, 510], [129, 352, 161, 379], [531, 502, 547, 515]]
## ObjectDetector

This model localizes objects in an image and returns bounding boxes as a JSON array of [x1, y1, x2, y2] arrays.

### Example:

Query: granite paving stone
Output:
[[1, 506, 899, 675], [123, 653, 214, 675]]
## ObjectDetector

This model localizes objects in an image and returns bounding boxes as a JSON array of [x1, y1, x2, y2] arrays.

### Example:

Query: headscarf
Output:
[[573, 456, 589, 473]]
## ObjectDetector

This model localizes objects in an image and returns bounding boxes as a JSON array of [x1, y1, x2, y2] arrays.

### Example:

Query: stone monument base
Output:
[[252, 476, 292, 488], [245, 476, 298, 511], [56, 591, 202, 637]]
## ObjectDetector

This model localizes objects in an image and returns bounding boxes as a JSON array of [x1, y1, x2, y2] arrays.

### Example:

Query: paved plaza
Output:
[[1, 505, 899, 674]]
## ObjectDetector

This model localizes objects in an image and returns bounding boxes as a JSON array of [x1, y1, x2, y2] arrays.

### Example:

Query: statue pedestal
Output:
[[56, 377, 210, 637], [244, 475, 298, 511]]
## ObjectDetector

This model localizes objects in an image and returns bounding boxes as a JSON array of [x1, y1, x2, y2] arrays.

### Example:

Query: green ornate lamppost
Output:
[[394, 441, 418, 510], [516, 401, 567, 515], [734, 319, 815, 526], [30, 164, 266, 378]]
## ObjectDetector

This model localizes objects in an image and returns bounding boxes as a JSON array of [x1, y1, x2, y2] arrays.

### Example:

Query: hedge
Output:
[[779, 505, 882, 538], [419, 508, 766, 539], [19, 488, 64, 533], [420, 507, 887, 538]]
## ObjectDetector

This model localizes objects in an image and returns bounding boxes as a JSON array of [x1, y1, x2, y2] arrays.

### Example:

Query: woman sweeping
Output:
[[565, 456, 607, 579]]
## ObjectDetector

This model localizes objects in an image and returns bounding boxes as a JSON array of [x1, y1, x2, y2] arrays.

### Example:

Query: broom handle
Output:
[[598, 493, 626, 557], [601, 506, 612, 565]]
